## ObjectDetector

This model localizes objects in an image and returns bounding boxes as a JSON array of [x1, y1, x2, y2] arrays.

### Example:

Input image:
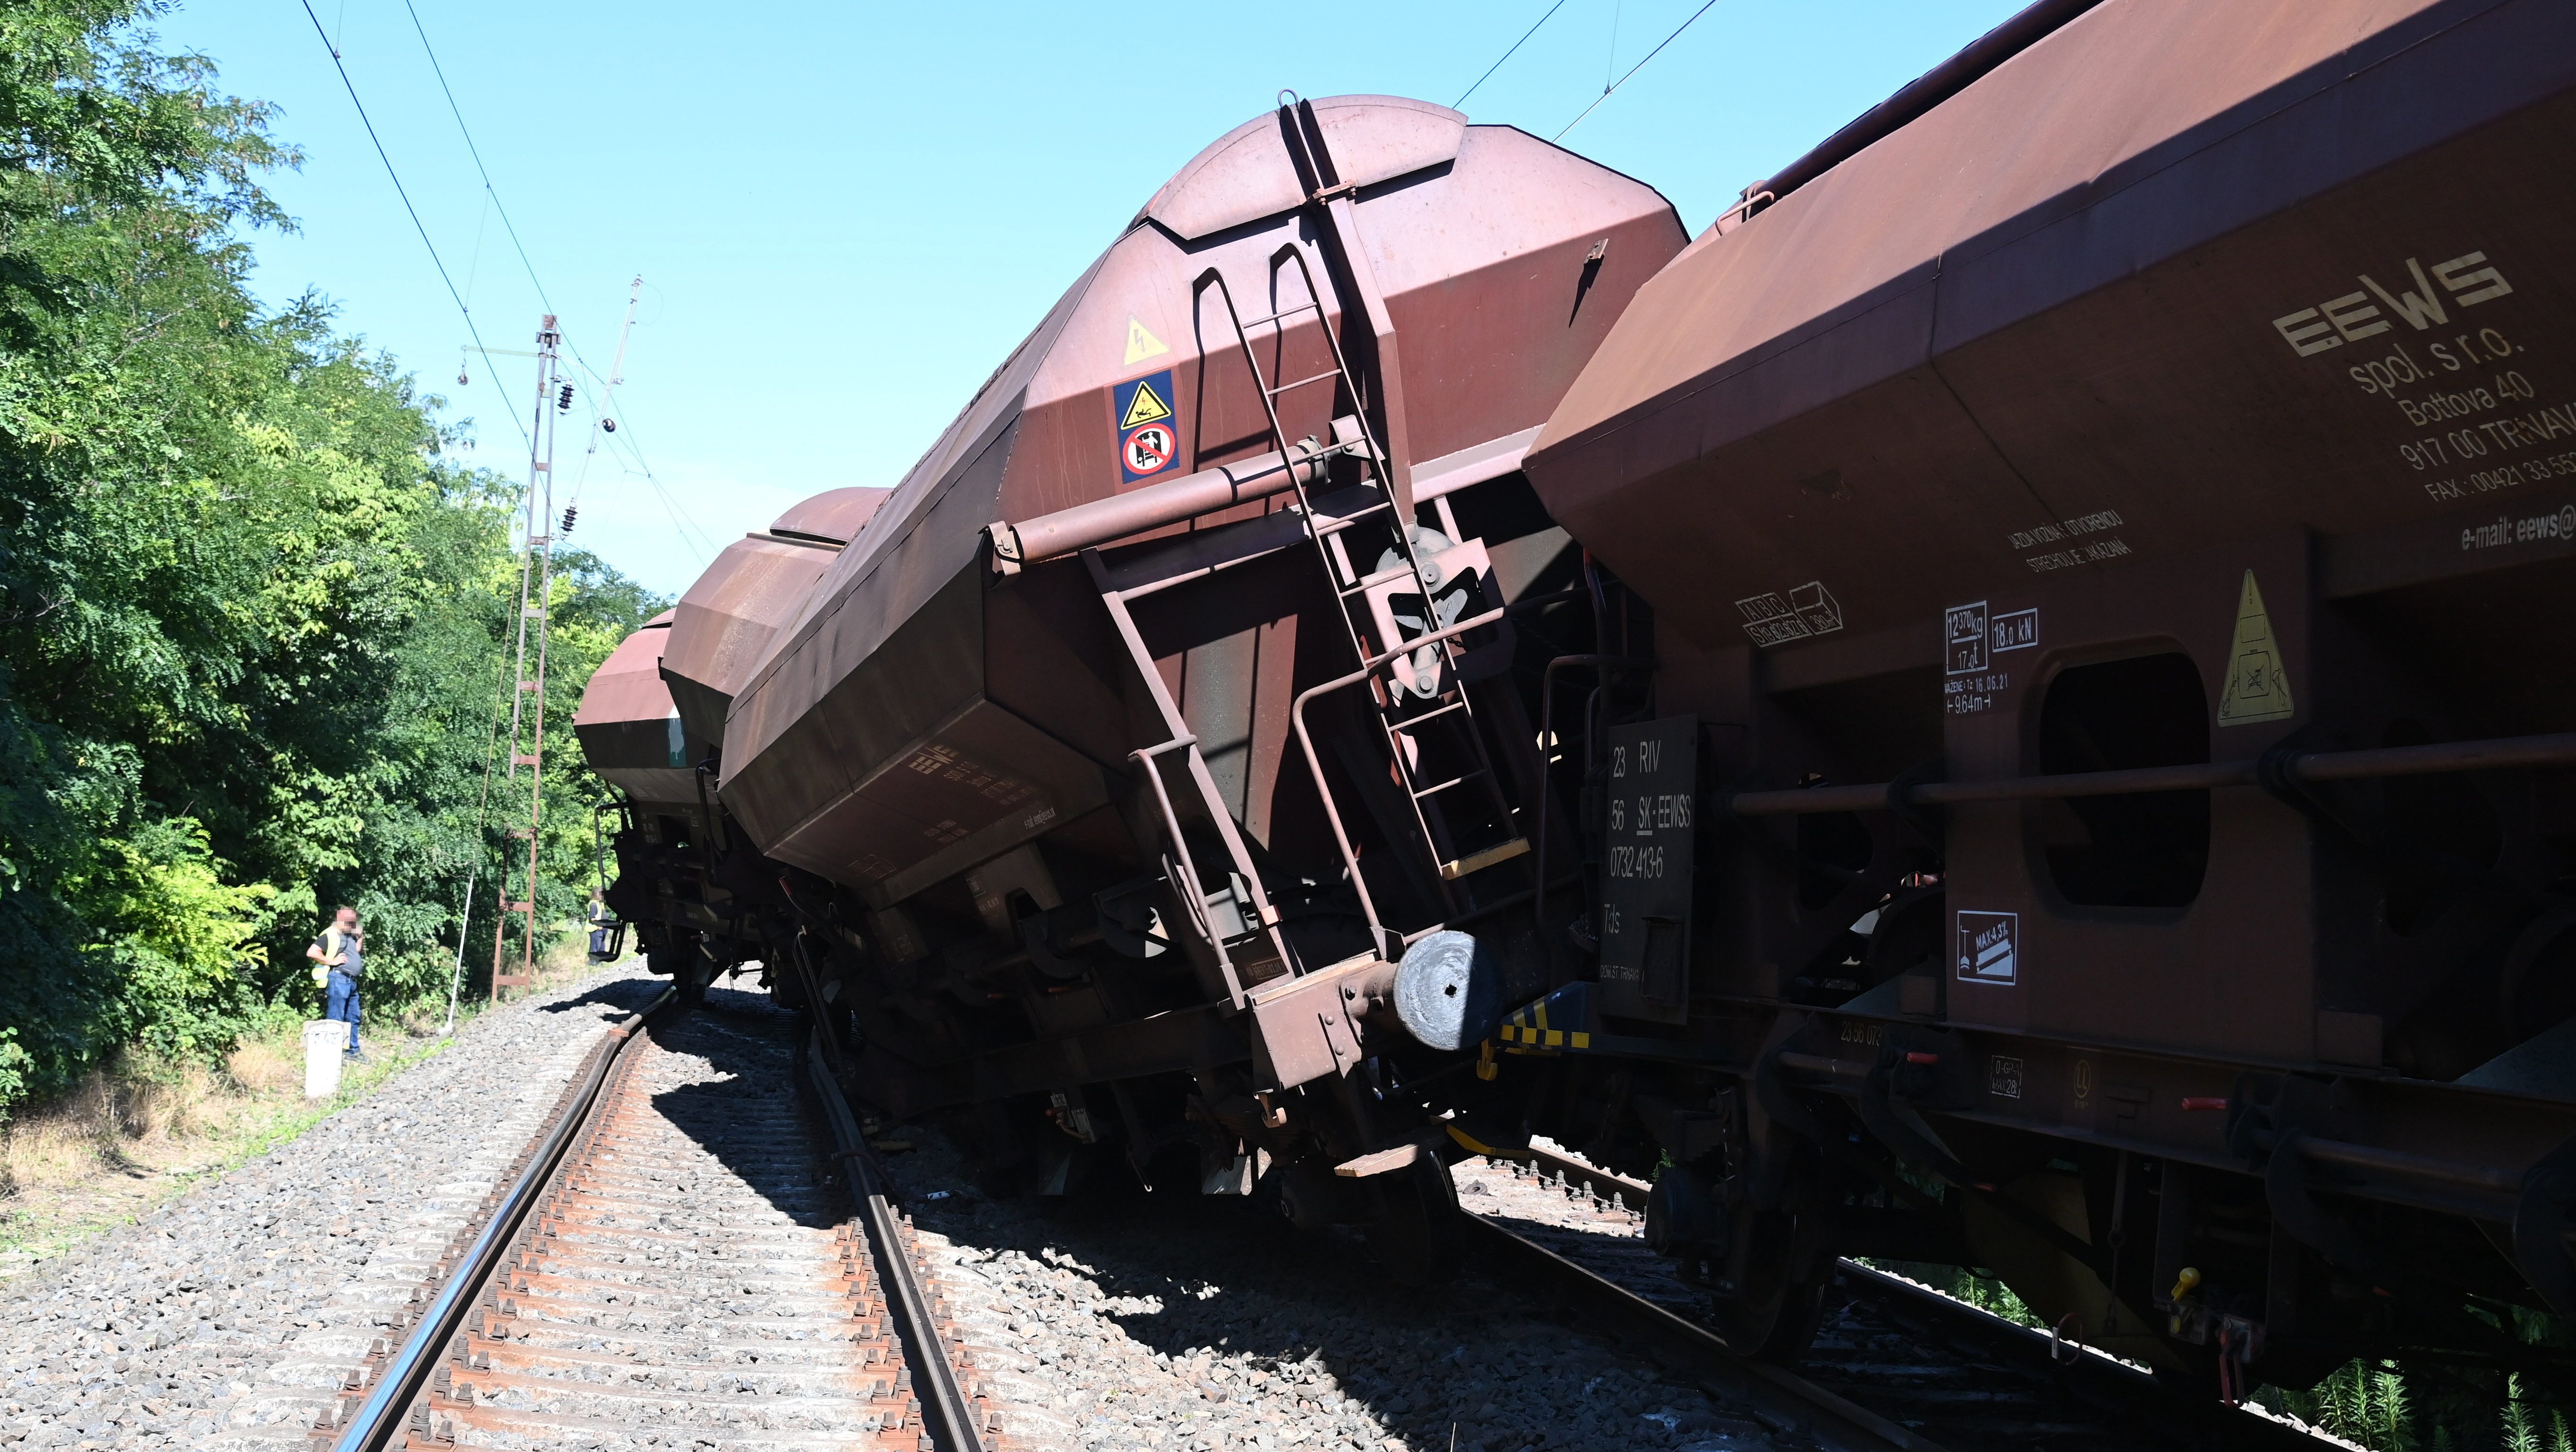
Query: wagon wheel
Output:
[[1709, 1165, 1837, 1359], [1367, 1153, 1465, 1288], [677, 940, 717, 1008]]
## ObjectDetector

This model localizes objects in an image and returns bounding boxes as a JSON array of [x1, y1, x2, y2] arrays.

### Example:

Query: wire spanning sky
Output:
[[164, 0, 2028, 597]]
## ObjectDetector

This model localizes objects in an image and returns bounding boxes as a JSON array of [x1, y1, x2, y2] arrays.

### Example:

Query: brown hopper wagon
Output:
[[575, 490, 887, 998], [1514, 0, 2576, 1394], [697, 94, 1683, 1259], [577, 0, 2576, 1398]]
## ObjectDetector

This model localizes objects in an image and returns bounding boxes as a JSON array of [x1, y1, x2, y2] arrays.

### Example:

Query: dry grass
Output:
[[540, 921, 604, 979], [2, 937, 625, 1274], [119, 1058, 225, 1141], [3, 1051, 245, 1196], [0, 1078, 115, 1196], [225, 1035, 298, 1095]]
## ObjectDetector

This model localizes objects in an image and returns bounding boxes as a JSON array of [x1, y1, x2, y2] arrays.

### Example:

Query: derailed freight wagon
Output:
[[1511, 0, 2576, 1395], [699, 95, 1685, 1268], [575, 488, 887, 1002]]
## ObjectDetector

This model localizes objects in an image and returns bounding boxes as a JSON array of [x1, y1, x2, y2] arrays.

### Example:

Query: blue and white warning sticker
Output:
[[1955, 910, 2019, 986], [1114, 369, 1178, 483]]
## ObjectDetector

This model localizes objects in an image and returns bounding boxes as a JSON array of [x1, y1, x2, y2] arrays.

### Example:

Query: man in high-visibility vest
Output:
[[588, 887, 616, 962], [305, 905, 366, 1060]]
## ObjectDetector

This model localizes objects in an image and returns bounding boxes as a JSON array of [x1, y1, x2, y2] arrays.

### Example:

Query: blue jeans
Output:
[[589, 927, 610, 958], [326, 971, 361, 1055]]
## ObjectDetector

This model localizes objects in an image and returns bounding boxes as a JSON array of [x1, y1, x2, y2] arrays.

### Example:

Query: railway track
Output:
[[1462, 1148, 2347, 1452], [265, 980, 2354, 1452], [313, 987, 991, 1452]]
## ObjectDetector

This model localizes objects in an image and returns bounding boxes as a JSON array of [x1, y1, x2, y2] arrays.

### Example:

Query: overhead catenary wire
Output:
[[563, 280, 641, 522], [1555, 0, 1725, 141], [294, 0, 530, 453], [1454, 0, 1572, 110], [400, 0, 560, 320], [309, 7, 610, 996], [559, 358, 719, 561], [403, 0, 690, 549], [560, 279, 711, 553]]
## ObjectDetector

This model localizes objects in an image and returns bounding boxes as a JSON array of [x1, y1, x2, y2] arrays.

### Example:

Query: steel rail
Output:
[[1828, 1261, 2344, 1452], [807, 1034, 989, 1452], [328, 985, 673, 1452], [1502, 1146, 2347, 1451], [1729, 730, 2576, 816], [1459, 1212, 1932, 1451]]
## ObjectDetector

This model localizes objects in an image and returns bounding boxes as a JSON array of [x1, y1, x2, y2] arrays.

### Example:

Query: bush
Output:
[[0, 1, 660, 1119]]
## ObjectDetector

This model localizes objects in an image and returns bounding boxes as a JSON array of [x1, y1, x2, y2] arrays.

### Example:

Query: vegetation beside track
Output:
[[0, 925, 615, 1276], [0, 1, 662, 1124]]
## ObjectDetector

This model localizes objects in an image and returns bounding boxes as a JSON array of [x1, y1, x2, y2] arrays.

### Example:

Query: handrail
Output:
[[1289, 606, 1508, 957], [1729, 731, 2576, 816], [1085, 542, 1289, 988], [1127, 735, 1247, 1009], [987, 431, 1345, 574], [331, 986, 674, 1452]]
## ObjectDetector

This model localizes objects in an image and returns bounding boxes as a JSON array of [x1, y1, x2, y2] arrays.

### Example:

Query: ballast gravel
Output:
[[2, 969, 1763, 1452], [888, 1137, 1765, 1452], [0, 967, 662, 1452]]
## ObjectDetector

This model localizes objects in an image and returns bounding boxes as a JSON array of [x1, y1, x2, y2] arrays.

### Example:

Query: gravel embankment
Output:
[[0, 967, 662, 1452], [886, 1135, 1768, 1452]]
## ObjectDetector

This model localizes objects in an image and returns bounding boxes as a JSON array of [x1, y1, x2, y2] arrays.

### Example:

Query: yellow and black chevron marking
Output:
[[1497, 997, 1590, 1050]]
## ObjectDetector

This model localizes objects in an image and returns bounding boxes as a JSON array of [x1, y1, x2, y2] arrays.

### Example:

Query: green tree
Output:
[[0, 0, 662, 1117]]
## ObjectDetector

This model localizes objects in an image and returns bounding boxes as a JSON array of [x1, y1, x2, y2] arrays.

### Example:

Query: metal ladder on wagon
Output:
[[1088, 96, 1529, 996]]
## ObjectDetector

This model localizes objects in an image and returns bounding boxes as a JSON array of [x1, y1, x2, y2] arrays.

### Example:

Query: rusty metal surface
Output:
[[806, 1031, 990, 1452], [722, 98, 1684, 900], [659, 489, 891, 761], [571, 613, 693, 806], [1444, 0, 2576, 1392], [1138, 95, 1465, 242], [571, 612, 674, 730], [1735, 0, 2107, 216], [661, 532, 845, 761], [321, 989, 669, 1451], [1727, 729, 2576, 813], [991, 423, 1340, 569], [1526, 0, 2576, 651], [774, 485, 893, 543]]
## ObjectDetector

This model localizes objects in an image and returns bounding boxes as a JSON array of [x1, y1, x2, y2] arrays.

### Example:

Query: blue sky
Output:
[[161, 0, 2028, 599]]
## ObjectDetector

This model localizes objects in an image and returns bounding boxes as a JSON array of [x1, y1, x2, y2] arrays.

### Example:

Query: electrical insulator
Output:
[[557, 382, 575, 412], [601, 417, 618, 433], [457, 370, 469, 385], [560, 505, 578, 535]]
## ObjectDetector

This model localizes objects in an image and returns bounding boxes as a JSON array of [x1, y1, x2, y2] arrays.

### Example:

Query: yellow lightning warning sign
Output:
[[2216, 569, 2295, 726], [1124, 316, 1169, 365], [1121, 376, 1173, 429]]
